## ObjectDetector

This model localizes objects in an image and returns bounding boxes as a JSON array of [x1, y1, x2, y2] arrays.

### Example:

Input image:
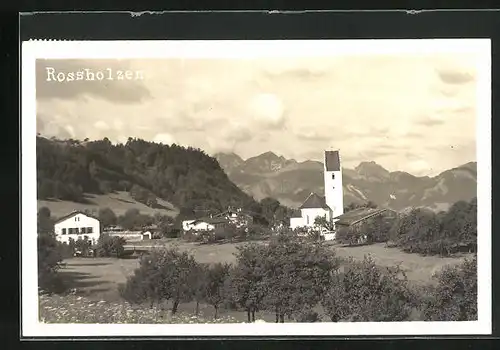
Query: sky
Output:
[[35, 53, 479, 176]]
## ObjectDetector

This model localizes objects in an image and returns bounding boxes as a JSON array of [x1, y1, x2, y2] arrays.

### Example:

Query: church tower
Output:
[[323, 150, 344, 219]]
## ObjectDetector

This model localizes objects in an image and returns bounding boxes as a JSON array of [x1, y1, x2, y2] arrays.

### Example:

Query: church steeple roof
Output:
[[299, 192, 330, 210]]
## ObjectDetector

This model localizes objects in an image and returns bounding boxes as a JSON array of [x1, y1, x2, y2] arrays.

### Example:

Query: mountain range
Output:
[[214, 151, 477, 212]]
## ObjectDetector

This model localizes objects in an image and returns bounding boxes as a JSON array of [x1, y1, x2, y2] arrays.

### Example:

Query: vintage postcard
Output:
[[22, 39, 491, 337]]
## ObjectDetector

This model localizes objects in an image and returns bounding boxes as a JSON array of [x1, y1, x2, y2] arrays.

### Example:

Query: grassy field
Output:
[[59, 240, 470, 301], [43, 240, 471, 323], [38, 191, 178, 218]]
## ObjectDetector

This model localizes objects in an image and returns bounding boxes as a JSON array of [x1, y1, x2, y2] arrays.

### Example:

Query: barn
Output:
[[335, 207, 397, 245], [53, 210, 101, 245]]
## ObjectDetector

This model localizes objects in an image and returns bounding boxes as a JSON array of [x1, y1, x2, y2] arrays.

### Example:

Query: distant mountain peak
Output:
[[355, 161, 390, 178]]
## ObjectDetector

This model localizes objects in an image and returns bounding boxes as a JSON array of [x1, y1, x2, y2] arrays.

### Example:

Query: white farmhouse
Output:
[[54, 210, 101, 245], [289, 150, 344, 240]]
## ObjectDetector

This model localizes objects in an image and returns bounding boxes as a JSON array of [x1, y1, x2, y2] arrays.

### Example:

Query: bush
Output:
[[422, 256, 477, 321], [38, 232, 65, 293], [260, 235, 339, 322], [119, 248, 199, 314], [95, 234, 126, 258], [390, 198, 477, 256], [321, 255, 416, 322], [74, 238, 93, 257]]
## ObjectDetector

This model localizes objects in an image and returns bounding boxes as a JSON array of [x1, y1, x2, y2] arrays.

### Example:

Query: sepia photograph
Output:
[[21, 39, 491, 337]]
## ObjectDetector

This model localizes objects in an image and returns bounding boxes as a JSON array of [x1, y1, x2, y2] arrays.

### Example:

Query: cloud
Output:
[[153, 133, 175, 145], [93, 120, 110, 130], [248, 93, 287, 129], [415, 118, 445, 127], [436, 69, 475, 85], [36, 59, 151, 103]]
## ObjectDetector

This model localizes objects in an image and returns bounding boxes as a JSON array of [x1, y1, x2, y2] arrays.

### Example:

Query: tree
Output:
[[118, 208, 142, 230], [188, 263, 209, 316], [260, 235, 339, 322], [98, 207, 117, 230], [322, 255, 416, 322], [37, 207, 54, 234], [227, 243, 267, 322], [38, 232, 65, 293], [95, 233, 126, 258], [204, 263, 231, 319], [423, 256, 477, 321], [74, 237, 92, 257], [314, 215, 334, 232], [119, 248, 198, 314]]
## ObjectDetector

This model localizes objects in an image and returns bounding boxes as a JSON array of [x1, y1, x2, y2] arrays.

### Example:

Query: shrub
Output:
[[95, 234, 126, 258], [37, 232, 65, 293], [119, 248, 199, 314], [225, 243, 267, 323], [321, 255, 416, 322], [422, 256, 477, 321], [74, 238, 93, 257], [260, 235, 339, 322], [204, 263, 232, 319]]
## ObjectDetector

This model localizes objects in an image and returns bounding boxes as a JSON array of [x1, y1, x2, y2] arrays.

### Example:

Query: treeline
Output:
[[391, 198, 477, 256], [36, 136, 297, 228], [335, 198, 477, 257], [36, 136, 257, 215], [118, 234, 477, 322]]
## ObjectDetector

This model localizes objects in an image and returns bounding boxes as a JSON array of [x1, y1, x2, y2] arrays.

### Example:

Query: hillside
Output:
[[214, 152, 477, 211], [36, 136, 259, 220], [37, 191, 178, 219]]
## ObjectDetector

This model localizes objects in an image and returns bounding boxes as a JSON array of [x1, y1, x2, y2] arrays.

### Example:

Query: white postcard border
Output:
[[21, 39, 491, 337]]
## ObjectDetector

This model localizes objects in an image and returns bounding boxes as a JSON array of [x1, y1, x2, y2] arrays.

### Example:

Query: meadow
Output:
[[38, 239, 472, 323], [37, 191, 178, 218]]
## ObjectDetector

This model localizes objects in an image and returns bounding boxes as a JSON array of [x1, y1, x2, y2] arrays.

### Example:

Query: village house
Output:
[[53, 210, 101, 245], [182, 207, 253, 234], [104, 224, 153, 242]]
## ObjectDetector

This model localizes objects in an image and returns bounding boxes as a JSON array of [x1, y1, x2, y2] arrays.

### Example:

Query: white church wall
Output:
[[301, 208, 330, 227], [290, 217, 305, 230]]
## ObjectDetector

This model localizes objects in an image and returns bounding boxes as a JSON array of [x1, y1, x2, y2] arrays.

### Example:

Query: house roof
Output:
[[299, 192, 330, 210], [54, 210, 100, 224], [335, 208, 391, 226], [324, 150, 341, 171]]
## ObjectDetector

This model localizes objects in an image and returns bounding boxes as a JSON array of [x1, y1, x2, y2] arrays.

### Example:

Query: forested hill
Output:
[[36, 136, 261, 218]]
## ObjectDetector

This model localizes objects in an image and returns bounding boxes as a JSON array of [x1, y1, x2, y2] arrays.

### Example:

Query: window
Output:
[[62, 228, 67, 235], [81, 227, 87, 234], [332, 173, 335, 180], [68, 228, 73, 234], [306, 215, 309, 225], [87, 227, 93, 233]]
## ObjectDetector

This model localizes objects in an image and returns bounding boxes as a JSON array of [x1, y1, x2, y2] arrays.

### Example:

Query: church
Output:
[[289, 150, 344, 238]]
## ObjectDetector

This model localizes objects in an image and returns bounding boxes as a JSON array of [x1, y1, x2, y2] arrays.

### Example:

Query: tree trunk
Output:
[[275, 309, 279, 323], [172, 299, 179, 315], [247, 309, 251, 323], [251, 310, 255, 322], [195, 301, 200, 316], [214, 306, 219, 320], [279, 314, 285, 323]]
